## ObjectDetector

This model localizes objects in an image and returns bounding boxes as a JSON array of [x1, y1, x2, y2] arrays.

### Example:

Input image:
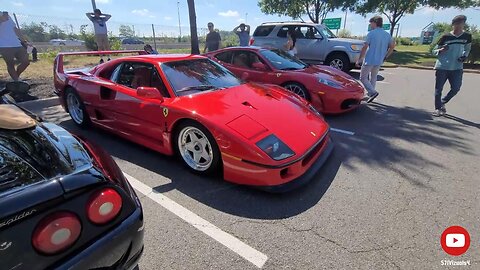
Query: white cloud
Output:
[[96, 0, 110, 3], [11, 1, 24, 7], [237, 18, 245, 23], [218, 10, 239, 17], [422, 7, 436, 15], [164, 16, 173, 21], [132, 9, 155, 18]]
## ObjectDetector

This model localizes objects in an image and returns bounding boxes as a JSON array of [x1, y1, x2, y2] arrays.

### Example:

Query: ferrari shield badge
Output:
[[163, 108, 168, 117]]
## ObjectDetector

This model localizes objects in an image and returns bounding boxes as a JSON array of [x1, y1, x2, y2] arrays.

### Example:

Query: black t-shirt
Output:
[[206, 31, 221, 52]]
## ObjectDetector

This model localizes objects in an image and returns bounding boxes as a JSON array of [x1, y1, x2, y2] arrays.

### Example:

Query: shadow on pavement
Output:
[[57, 118, 341, 220], [443, 114, 479, 129], [54, 100, 475, 219], [349, 71, 385, 81], [326, 102, 475, 190]]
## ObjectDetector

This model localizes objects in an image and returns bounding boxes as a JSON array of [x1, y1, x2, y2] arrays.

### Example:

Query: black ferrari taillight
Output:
[[86, 188, 122, 225], [32, 212, 82, 255]]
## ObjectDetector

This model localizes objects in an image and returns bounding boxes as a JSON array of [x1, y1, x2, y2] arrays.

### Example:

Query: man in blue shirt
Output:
[[356, 16, 395, 103], [432, 15, 472, 117], [233, 23, 250, 47]]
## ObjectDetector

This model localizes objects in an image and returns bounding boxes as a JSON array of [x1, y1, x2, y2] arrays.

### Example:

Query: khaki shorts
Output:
[[0, 47, 29, 66], [95, 34, 110, 51]]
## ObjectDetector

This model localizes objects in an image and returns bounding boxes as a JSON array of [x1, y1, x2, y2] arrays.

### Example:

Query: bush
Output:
[[109, 37, 122, 51], [337, 29, 352, 38], [396, 37, 414, 46]]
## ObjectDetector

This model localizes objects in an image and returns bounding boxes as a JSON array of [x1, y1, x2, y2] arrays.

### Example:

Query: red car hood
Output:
[[172, 83, 329, 154]]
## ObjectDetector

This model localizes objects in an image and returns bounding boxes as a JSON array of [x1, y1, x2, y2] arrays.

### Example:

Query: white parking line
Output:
[[376, 81, 391, 84], [124, 173, 269, 268], [330, 128, 355, 136]]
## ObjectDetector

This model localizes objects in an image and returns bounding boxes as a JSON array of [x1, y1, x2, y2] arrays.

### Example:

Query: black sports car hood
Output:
[[0, 122, 92, 194]]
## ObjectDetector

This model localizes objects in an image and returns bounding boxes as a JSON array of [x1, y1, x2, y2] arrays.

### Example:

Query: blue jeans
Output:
[[435, 69, 463, 110]]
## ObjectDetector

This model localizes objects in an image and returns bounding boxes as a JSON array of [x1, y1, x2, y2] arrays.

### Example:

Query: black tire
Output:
[[326, 53, 351, 72], [174, 120, 221, 176], [282, 82, 311, 101], [65, 88, 90, 128]]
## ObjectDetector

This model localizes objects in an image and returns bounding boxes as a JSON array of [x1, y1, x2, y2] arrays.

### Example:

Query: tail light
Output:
[[249, 37, 255, 46], [32, 212, 81, 255], [86, 188, 122, 225]]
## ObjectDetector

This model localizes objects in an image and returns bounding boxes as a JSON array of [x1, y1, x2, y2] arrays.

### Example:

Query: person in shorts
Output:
[[0, 11, 30, 81], [86, 9, 111, 63], [356, 16, 395, 103]]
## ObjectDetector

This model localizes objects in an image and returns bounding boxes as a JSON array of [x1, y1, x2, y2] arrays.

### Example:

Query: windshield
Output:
[[260, 49, 308, 70], [161, 59, 242, 96], [320, 27, 337, 38]]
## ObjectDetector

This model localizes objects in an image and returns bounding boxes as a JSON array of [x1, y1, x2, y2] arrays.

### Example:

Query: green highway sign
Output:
[[368, 24, 391, 31], [322, 18, 342, 30]]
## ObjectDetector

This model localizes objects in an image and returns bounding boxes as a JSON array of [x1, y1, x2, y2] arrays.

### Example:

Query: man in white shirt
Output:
[[0, 11, 30, 81], [86, 9, 111, 63]]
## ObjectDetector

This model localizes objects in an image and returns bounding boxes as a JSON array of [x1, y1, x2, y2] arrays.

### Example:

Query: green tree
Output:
[[351, 0, 480, 36], [21, 22, 48, 42], [48, 25, 67, 40], [258, 0, 346, 23], [119, 25, 135, 37]]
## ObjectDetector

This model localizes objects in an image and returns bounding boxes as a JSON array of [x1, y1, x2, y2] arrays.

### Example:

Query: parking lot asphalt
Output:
[[23, 68, 480, 269]]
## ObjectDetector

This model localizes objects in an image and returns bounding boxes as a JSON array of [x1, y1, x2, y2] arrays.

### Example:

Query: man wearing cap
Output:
[[204, 22, 221, 53], [233, 23, 251, 47], [86, 9, 111, 63], [356, 16, 395, 103], [432, 15, 472, 117], [0, 11, 30, 81]]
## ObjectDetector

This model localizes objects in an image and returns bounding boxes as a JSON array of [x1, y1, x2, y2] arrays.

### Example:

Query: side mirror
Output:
[[252, 62, 268, 71], [137, 87, 164, 102], [5, 81, 30, 93]]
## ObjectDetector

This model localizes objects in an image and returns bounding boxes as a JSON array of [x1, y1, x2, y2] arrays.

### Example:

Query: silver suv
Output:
[[251, 22, 364, 72]]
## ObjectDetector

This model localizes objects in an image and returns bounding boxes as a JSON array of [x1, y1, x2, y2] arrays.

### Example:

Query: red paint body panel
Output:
[[204, 47, 365, 114], [53, 52, 333, 188]]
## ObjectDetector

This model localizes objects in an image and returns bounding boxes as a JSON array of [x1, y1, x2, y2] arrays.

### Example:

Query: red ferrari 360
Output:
[[54, 51, 333, 191], [205, 46, 365, 114]]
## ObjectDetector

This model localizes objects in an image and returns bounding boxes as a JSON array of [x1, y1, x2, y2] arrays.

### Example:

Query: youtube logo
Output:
[[441, 226, 470, 256], [446, 234, 465, 248]]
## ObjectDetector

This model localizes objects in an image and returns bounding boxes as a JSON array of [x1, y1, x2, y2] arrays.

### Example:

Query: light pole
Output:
[[177, 1, 182, 42], [245, 13, 248, 24]]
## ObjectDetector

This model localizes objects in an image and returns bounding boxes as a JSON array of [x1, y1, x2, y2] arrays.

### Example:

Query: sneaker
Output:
[[367, 92, 379, 103], [440, 104, 446, 115], [432, 109, 443, 117]]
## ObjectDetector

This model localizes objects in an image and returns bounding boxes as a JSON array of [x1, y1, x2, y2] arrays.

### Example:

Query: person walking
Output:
[[203, 22, 221, 53], [233, 23, 250, 46], [86, 9, 111, 63], [356, 16, 395, 103], [0, 11, 30, 81], [432, 15, 472, 117], [285, 28, 297, 57]]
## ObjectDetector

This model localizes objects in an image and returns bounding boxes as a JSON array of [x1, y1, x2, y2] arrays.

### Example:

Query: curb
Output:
[[382, 64, 480, 74], [18, 96, 60, 107]]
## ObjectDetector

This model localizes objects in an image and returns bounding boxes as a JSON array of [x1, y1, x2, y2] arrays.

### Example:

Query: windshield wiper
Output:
[[177, 85, 217, 93]]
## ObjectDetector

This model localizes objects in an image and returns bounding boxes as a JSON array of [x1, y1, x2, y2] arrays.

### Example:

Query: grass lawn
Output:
[[385, 45, 437, 67]]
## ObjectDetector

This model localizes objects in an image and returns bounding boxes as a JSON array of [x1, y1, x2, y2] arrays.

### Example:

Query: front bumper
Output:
[[222, 134, 334, 191], [259, 138, 334, 192], [56, 208, 144, 270], [310, 87, 364, 114]]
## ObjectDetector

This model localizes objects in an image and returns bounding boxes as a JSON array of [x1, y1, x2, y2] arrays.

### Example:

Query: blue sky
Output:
[[4, 0, 480, 37]]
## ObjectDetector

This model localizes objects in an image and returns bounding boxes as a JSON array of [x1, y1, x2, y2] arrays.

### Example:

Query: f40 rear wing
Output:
[[54, 50, 147, 75]]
